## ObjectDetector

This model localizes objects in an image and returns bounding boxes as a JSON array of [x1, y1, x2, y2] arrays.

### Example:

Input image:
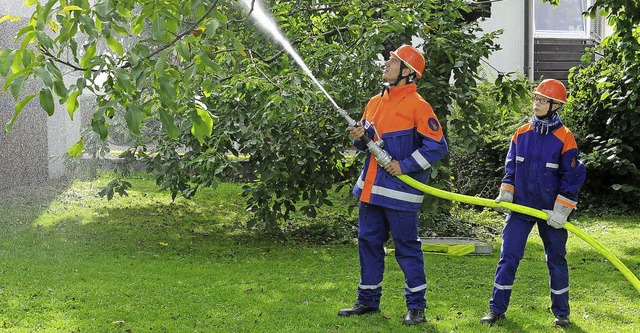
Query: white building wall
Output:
[[478, 0, 526, 79]]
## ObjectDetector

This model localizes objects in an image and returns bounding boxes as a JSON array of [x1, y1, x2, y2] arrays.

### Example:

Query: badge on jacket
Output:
[[428, 118, 439, 131]]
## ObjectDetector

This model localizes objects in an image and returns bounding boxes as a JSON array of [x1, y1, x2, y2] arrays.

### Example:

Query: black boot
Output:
[[403, 309, 425, 325], [338, 303, 380, 317], [554, 315, 571, 327], [479, 311, 505, 325]]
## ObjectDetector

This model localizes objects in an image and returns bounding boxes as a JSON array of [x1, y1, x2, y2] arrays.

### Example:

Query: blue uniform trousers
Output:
[[356, 203, 427, 309], [490, 214, 570, 316]]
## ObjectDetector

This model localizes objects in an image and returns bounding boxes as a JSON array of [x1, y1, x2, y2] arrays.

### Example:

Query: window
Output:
[[534, 0, 590, 38]]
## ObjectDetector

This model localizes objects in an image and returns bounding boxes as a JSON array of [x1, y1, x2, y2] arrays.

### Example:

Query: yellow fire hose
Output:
[[397, 174, 640, 294]]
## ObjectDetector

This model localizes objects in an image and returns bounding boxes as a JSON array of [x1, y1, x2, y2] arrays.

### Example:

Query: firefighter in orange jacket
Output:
[[338, 45, 448, 326], [480, 79, 586, 328]]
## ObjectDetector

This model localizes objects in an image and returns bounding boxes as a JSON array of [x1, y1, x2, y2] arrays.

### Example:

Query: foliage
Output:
[[420, 205, 504, 241], [97, 178, 132, 200], [0, 0, 529, 229], [448, 77, 531, 199], [431, 75, 530, 240], [566, 0, 640, 211]]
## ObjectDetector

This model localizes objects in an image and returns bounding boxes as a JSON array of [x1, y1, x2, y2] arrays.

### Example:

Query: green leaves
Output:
[[10, 74, 27, 99], [68, 139, 84, 157], [0, 0, 538, 228], [190, 107, 213, 145], [158, 77, 176, 101], [0, 14, 21, 24], [91, 111, 109, 140], [98, 179, 132, 200], [80, 43, 96, 68], [566, 0, 640, 207], [5, 94, 35, 132], [151, 17, 167, 41], [158, 107, 179, 139], [39, 88, 54, 116], [62, 5, 84, 14], [0, 49, 14, 75], [125, 104, 143, 135], [106, 35, 124, 56], [67, 90, 81, 120], [36, 31, 53, 49]]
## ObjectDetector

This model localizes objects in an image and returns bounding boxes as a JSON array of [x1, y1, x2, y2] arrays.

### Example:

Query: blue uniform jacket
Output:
[[503, 119, 586, 218], [352, 83, 448, 212]]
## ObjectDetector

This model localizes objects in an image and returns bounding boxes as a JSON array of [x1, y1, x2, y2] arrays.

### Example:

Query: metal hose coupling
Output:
[[357, 133, 392, 167], [366, 140, 393, 167]]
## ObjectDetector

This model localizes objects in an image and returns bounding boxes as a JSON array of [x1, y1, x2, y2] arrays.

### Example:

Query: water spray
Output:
[[240, 0, 640, 294], [239, 0, 393, 167]]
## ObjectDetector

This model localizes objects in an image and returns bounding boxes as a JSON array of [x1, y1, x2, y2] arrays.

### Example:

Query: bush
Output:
[[448, 78, 531, 198], [419, 205, 504, 240], [567, 38, 640, 213]]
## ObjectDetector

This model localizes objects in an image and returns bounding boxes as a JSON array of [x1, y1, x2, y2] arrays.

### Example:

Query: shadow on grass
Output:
[[0, 179, 72, 223], [2, 180, 639, 332]]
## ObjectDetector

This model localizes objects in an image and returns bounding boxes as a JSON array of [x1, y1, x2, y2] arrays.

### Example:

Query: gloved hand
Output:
[[543, 194, 577, 229], [495, 183, 514, 203]]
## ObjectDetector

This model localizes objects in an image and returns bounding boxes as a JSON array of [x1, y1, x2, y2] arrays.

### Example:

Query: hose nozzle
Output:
[[337, 106, 392, 167], [336, 107, 357, 127]]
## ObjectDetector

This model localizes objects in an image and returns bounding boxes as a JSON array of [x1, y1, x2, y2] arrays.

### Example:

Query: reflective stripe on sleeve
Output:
[[546, 163, 559, 169], [411, 150, 432, 170]]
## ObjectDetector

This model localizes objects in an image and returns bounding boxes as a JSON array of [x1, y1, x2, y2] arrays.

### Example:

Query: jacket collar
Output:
[[381, 82, 417, 98]]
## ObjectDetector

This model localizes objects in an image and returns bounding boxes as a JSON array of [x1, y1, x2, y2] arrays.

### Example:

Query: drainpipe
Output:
[[524, 0, 531, 80]]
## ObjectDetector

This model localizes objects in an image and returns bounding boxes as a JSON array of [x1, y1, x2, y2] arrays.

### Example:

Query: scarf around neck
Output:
[[531, 112, 562, 135]]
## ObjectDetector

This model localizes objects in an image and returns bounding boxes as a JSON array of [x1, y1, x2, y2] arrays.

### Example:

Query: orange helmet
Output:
[[533, 79, 567, 104], [390, 45, 425, 78]]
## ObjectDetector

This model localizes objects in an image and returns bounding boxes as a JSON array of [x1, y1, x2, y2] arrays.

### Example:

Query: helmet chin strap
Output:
[[382, 62, 416, 95], [391, 62, 415, 86], [537, 101, 556, 120]]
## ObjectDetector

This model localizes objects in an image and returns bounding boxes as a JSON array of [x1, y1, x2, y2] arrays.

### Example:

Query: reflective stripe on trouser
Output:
[[357, 202, 426, 309], [490, 214, 570, 316]]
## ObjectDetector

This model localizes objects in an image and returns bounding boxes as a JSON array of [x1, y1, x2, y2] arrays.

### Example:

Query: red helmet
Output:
[[390, 45, 425, 78], [533, 79, 567, 104]]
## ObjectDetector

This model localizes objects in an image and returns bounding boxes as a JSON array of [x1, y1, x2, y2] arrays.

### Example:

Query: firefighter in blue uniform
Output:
[[480, 79, 586, 328], [337, 45, 448, 325]]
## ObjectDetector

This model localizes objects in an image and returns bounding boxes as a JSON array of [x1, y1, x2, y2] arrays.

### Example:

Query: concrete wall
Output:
[[0, 0, 82, 188]]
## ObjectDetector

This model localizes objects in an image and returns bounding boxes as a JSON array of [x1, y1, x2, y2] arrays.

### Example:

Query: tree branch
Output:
[[248, 49, 281, 89], [40, 46, 88, 71], [142, 0, 220, 63]]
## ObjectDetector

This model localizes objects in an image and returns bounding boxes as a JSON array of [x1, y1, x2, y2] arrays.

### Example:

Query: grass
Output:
[[0, 174, 639, 332]]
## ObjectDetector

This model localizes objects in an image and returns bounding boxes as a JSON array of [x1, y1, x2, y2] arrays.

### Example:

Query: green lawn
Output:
[[1, 175, 638, 332]]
